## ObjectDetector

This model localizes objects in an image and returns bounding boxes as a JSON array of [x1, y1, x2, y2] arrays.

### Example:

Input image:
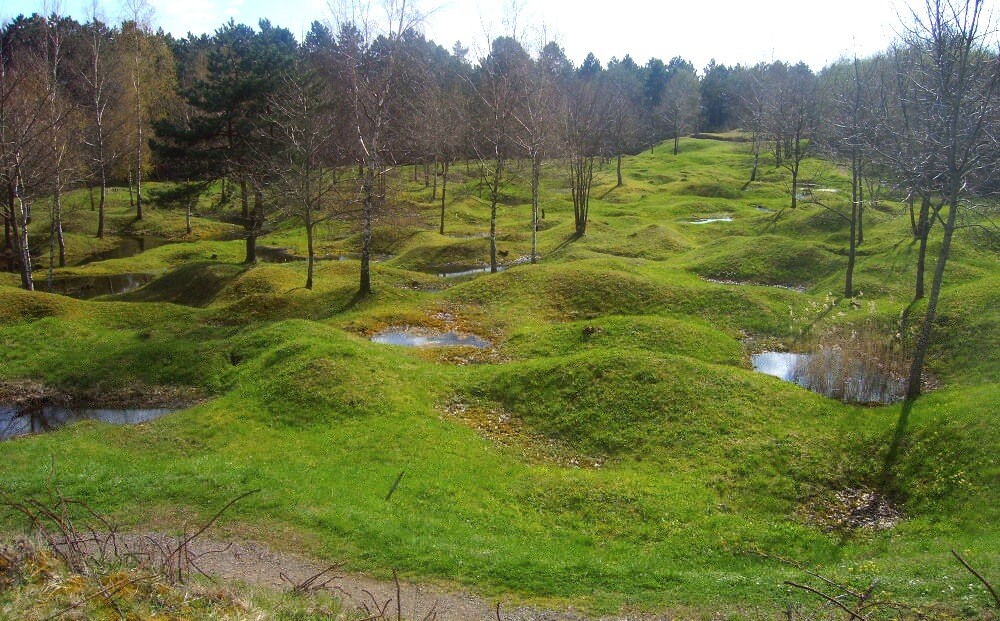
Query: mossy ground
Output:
[[1, 139, 997, 617]]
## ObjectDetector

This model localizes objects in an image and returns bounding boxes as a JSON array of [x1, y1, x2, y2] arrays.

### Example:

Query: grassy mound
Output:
[[1, 137, 997, 617], [471, 348, 834, 459]]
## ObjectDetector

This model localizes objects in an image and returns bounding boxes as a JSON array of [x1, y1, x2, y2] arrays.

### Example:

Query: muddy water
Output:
[[42, 273, 155, 299], [78, 235, 174, 265]]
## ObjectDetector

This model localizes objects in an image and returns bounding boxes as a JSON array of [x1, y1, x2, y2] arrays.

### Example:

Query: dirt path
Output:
[[127, 534, 606, 621]]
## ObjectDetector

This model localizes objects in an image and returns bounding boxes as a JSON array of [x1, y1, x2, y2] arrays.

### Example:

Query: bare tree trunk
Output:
[[616, 153, 623, 187], [845, 150, 859, 298], [431, 157, 438, 201], [133, 31, 144, 221], [54, 183, 65, 268], [489, 155, 502, 273], [673, 131, 680, 155], [359, 164, 375, 295], [97, 167, 107, 239], [857, 176, 865, 245], [134, 154, 143, 219], [439, 159, 448, 235], [47, 206, 57, 289], [127, 168, 135, 207], [906, 198, 958, 399], [914, 193, 931, 300], [790, 165, 799, 208], [244, 189, 262, 264], [570, 155, 594, 237], [12, 183, 32, 291], [531, 148, 540, 264], [305, 218, 315, 290], [240, 177, 249, 220]]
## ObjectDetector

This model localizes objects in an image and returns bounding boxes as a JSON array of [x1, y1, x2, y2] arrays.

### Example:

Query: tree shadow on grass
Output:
[[755, 207, 787, 235], [878, 397, 914, 497]]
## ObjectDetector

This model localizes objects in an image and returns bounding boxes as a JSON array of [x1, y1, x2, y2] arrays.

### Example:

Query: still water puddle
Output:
[[436, 265, 505, 278], [78, 235, 174, 265], [752, 352, 809, 382], [44, 273, 154, 299], [372, 328, 491, 348], [688, 217, 734, 224], [1, 406, 175, 441], [751, 351, 904, 404]]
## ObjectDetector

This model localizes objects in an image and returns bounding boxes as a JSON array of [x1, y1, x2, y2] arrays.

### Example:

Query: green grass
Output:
[[1, 138, 997, 618]]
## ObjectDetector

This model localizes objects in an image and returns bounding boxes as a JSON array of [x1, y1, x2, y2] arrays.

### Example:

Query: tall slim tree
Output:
[[656, 58, 700, 155], [774, 62, 819, 208], [514, 40, 563, 263], [818, 56, 880, 298], [335, 0, 422, 294], [606, 55, 642, 187], [80, 8, 125, 239], [266, 46, 341, 290], [893, 0, 1000, 399], [120, 0, 153, 220], [470, 36, 528, 272], [564, 66, 609, 237]]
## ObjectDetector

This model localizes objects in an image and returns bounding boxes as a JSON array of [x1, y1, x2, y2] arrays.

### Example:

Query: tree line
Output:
[[1, 0, 996, 398]]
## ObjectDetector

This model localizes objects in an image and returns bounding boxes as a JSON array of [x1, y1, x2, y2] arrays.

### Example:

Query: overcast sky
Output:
[[0, 0, 925, 70]]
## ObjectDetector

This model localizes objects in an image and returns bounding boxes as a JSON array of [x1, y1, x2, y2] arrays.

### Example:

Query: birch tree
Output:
[[334, 0, 422, 294]]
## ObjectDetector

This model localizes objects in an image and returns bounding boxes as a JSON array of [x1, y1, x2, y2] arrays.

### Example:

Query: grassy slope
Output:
[[1, 139, 997, 616]]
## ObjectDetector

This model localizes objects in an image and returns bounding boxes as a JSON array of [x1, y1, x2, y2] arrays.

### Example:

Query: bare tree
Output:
[[513, 40, 562, 263], [605, 55, 642, 187], [736, 63, 771, 184], [119, 0, 154, 220], [773, 63, 820, 208], [818, 56, 881, 298], [891, 0, 1000, 399], [80, 4, 126, 239], [0, 14, 70, 290], [563, 67, 609, 238], [469, 36, 528, 272], [334, 0, 423, 295], [656, 61, 700, 156], [40, 8, 82, 275], [267, 61, 342, 290]]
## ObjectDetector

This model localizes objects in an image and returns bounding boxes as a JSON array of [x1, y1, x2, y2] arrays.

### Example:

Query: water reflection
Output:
[[78, 235, 173, 266], [689, 217, 734, 224], [372, 328, 491, 348], [44, 273, 155, 299], [1, 405, 174, 441], [437, 265, 504, 278], [752, 350, 905, 404]]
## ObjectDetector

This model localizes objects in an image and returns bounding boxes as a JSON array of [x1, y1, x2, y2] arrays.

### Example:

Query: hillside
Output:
[[1, 138, 997, 619]]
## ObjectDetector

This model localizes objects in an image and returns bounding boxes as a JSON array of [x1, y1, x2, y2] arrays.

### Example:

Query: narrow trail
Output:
[[128, 534, 615, 621]]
